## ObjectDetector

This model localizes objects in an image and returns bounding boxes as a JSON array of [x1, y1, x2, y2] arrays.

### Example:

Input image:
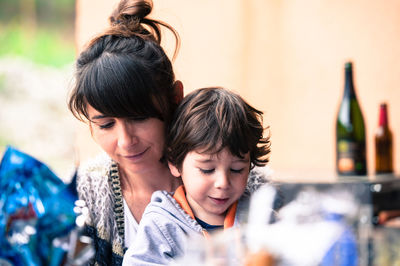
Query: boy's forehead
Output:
[[189, 148, 250, 161]]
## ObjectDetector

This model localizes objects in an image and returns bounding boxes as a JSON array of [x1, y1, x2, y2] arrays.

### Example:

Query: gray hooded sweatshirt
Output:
[[122, 166, 270, 266]]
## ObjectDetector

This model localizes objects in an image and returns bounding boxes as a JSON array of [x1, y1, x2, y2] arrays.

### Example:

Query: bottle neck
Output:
[[344, 68, 356, 97], [378, 104, 388, 127]]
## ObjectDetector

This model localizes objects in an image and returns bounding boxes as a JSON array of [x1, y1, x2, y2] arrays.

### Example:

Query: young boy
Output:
[[122, 87, 271, 265]]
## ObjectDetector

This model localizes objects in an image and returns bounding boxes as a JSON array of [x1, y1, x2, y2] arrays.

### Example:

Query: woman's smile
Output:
[[121, 147, 149, 161]]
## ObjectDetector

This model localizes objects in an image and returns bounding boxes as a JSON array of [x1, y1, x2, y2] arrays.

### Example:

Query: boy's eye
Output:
[[230, 168, 244, 174], [99, 121, 115, 129], [199, 168, 215, 174]]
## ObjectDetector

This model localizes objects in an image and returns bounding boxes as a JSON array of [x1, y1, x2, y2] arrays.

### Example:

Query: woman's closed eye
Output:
[[99, 121, 115, 129]]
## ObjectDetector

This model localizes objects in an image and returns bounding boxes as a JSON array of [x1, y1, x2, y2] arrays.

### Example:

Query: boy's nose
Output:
[[214, 171, 230, 189]]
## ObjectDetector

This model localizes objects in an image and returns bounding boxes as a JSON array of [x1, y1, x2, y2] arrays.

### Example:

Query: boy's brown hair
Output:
[[166, 87, 270, 170]]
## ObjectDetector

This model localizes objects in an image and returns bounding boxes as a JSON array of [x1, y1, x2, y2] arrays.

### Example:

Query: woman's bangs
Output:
[[83, 57, 162, 119], [88, 87, 158, 119]]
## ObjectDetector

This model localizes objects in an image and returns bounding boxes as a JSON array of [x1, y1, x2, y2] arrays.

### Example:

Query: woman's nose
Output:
[[214, 171, 230, 189], [117, 124, 138, 148]]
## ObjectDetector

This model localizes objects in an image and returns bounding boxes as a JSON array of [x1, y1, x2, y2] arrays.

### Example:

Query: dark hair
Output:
[[166, 87, 271, 169], [68, 0, 180, 124]]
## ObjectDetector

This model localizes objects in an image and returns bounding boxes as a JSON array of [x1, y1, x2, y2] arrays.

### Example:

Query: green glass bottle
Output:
[[336, 61, 367, 175]]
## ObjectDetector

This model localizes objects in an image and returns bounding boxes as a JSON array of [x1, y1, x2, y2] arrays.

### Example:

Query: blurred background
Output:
[[0, 0, 76, 181], [1, 0, 400, 182]]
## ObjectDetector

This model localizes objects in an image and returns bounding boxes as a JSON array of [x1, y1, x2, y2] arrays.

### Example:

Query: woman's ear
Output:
[[168, 162, 181, 178], [173, 80, 184, 104]]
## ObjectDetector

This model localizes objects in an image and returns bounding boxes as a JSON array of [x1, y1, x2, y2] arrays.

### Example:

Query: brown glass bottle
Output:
[[375, 103, 393, 174]]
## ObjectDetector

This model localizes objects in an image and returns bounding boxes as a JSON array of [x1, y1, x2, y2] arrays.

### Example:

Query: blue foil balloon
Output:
[[0, 146, 78, 265]]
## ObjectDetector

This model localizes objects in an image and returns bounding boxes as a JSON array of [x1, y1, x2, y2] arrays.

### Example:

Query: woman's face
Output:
[[87, 104, 166, 175]]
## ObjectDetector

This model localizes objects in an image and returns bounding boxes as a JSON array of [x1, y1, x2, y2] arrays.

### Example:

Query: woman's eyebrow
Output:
[[90, 114, 108, 120]]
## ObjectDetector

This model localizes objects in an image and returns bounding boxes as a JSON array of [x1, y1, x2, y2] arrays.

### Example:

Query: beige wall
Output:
[[75, 0, 400, 180]]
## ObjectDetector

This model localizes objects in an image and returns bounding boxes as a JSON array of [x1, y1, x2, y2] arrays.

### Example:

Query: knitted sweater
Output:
[[77, 153, 272, 266], [77, 153, 124, 266]]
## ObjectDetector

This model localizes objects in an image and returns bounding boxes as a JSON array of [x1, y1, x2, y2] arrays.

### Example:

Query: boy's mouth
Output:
[[209, 196, 229, 205]]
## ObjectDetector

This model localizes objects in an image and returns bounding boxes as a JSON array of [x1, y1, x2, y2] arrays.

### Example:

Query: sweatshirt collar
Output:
[[173, 185, 238, 229]]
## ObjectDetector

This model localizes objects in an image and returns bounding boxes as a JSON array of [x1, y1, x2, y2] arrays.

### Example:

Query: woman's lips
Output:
[[123, 148, 148, 160]]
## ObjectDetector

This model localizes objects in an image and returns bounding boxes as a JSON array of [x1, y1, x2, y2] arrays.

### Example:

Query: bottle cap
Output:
[[378, 103, 388, 126]]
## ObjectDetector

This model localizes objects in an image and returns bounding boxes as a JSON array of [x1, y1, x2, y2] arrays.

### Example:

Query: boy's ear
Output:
[[173, 80, 184, 104], [168, 162, 181, 178]]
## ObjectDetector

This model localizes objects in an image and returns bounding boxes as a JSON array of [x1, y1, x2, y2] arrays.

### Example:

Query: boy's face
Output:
[[169, 147, 250, 225]]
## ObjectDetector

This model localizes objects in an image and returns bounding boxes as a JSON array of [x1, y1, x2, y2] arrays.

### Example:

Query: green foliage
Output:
[[0, 25, 75, 67], [0, 0, 75, 26], [36, 0, 76, 26], [0, 0, 75, 67], [0, 1, 19, 21]]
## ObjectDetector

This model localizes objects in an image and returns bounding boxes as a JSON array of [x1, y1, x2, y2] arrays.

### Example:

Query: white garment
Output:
[[123, 198, 139, 248]]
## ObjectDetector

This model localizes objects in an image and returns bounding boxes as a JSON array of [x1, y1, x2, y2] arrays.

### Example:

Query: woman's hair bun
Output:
[[96, 0, 179, 59], [109, 0, 153, 35], [110, 0, 152, 26]]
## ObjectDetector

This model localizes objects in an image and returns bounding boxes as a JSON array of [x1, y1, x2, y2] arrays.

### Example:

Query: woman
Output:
[[68, 0, 183, 264]]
